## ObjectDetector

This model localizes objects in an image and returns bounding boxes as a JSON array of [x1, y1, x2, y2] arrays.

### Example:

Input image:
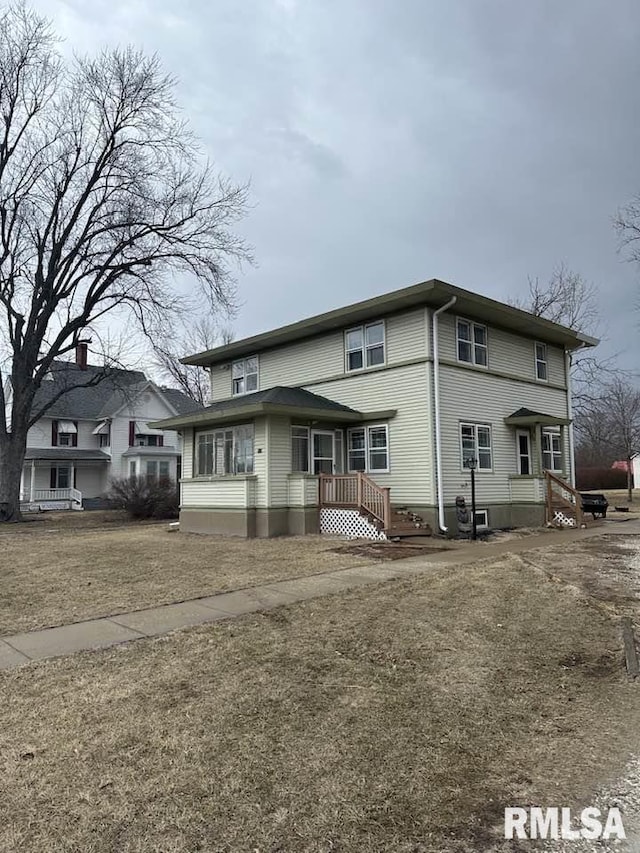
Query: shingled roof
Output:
[[149, 385, 397, 431], [31, 361, 202, 420]]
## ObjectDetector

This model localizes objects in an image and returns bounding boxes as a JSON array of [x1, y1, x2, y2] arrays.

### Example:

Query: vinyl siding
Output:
[[182, 429, 194, 479], [209, 308, 429, 400], [267, 416, 292, 507], [437, 312, 567, 387], [307, 362, 434, 505], [438, 364, 570, 506], [181, 477, 256, 508]]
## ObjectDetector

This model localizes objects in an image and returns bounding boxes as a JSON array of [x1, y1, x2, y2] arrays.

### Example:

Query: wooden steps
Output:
[[385, 506, 432, 539]]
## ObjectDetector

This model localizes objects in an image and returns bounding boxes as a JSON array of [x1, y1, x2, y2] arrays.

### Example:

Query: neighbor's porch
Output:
[[20, 449, 111, 510]]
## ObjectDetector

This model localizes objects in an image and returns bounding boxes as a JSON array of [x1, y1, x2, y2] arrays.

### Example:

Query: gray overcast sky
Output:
[[36, 0, 640, 364]]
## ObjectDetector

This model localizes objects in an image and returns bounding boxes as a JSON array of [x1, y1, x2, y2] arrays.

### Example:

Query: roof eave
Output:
[[181, 278, 598, 366], [504, 414, 571, 427], [149, 403, 397, 431]]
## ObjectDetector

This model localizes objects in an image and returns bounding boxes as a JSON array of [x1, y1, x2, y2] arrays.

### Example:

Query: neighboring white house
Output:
[[16, 344, 201, 510], [150, 278, 598, 538]]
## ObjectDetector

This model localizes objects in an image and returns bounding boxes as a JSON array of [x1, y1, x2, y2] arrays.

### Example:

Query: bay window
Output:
[[146, 460, 170, 481]]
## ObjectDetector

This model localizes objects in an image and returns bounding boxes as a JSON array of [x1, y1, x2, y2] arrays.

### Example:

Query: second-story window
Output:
[[535, 342, 548, 381], [232, 356, 258, 396], [52, 420, 77, 447], [345, 321, 385, 372], [457, 319, 487, 366]]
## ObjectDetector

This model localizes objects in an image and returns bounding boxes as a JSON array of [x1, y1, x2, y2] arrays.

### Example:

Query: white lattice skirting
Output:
[[320, 508, 387, 541], [553, 510, 576, 527]]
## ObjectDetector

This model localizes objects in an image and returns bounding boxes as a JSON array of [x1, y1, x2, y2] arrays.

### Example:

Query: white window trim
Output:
[[344, 320, 386, 373], [534, 341, 548, 382], [291, 425, 310, 473], [456, 317, 488, 368], [459, 422, 493, 472], [474, 509, 489, 529], [196, 423, 255, 477], [231, 355, 259, 397], [541, 428, 563, 473], [515, 429, 532, 476], [347, 423, 390, 474]]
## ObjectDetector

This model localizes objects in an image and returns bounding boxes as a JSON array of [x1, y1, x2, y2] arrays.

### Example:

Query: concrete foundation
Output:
[[180, 506, 319, 538], [407, 503, 546, 536], [181, 502, 545, 539]]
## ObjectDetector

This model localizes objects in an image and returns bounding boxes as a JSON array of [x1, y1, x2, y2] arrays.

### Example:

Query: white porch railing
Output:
[[21, 488, 83, 505]]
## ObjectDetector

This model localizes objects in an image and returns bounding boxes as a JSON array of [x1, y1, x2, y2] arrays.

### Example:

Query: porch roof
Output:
[[122, 446, 179, 457], [504, 407, 571, 427], [24, 448, 111, 461], [149, 386, 395, 430]]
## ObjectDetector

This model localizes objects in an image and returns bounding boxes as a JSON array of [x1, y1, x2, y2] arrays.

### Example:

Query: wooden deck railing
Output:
[[544, 470, 583, 527], [319, 473, 391, 530]]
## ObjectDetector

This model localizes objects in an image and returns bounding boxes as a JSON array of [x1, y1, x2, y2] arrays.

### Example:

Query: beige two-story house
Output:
[[151, 279, 597, 538]]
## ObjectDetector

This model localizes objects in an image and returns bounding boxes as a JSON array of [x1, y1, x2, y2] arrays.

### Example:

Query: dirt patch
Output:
[[525, 535, 640, 618], [329, 541, 452, 560]]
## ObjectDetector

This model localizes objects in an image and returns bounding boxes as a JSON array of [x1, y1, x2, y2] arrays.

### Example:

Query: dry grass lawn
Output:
[[0, 513, 379, 634], [1, 546, 639, 852]]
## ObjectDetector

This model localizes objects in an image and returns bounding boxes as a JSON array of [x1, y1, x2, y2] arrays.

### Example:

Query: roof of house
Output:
[[149, 386, 396, 431], [31, 362, 202, 421], [24, 448, 111, 461], [504, 407, 570, 427], [182, 278, 599, 367]]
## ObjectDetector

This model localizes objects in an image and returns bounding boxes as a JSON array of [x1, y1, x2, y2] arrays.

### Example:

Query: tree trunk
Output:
[[628, 458, 634, 504], [0, 432, 27, 522]]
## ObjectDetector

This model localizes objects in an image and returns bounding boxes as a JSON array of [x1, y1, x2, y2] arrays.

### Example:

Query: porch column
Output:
[[29, 459, 35, 501], [70, 463, 75, 492], [533, 423, 543, 475]]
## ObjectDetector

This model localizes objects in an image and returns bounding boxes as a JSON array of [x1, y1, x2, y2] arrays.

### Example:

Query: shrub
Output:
[[575, 467, 630, 491], [107, 476, 179, 520]]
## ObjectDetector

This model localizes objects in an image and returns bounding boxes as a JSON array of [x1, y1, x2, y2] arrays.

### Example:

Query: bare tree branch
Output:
[[0, 4, 251, 521], [150, 317, 232, 406]]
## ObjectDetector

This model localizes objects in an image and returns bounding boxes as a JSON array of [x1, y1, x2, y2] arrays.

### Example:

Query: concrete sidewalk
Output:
[[2, 518, 639, 671]]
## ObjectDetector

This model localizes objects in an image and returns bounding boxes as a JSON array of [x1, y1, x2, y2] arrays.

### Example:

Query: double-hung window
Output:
[[196, 424, 254, 476], [232, 356, 258, 396], [456, 319, 487, 366], [460, 423, 493, 471], [542, 429, 562, 472], [291, 426, 310, 473], [347, 425, 389, 473], [345, 321, 385, 371], [535, 342, 548, 381]]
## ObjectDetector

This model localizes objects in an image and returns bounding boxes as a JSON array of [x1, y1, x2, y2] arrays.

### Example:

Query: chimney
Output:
[[75, 341, 89, 370]]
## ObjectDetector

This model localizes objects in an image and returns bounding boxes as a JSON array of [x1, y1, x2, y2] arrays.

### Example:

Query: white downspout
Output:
[[432, 296, 457, 532]]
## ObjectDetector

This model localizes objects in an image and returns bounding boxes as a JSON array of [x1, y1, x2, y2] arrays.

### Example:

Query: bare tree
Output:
[[512, 265, 623, 415], [151, 317, 233, 406], [0, 4, 250, 521], [578, 378, 640, 501], [517, 263, 600, 332]]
